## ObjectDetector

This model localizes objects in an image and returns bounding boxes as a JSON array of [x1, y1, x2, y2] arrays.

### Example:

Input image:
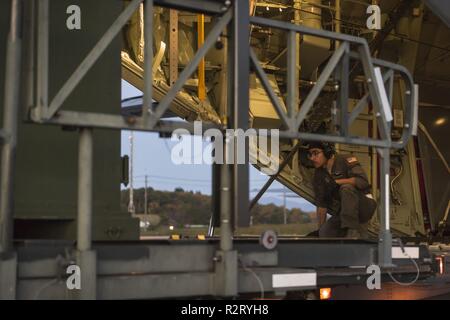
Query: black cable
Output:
[[387, 238, 421, 286]]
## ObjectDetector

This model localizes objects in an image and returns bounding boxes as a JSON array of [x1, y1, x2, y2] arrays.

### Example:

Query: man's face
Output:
[[308, 148, 327, 168]]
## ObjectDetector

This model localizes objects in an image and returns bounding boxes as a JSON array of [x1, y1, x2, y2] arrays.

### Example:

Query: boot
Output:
[[345, 228, 361, 238], [358, 223, 369, 239]]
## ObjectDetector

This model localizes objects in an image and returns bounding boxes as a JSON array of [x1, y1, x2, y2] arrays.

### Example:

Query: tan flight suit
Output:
[[313, 154, 377, 237]]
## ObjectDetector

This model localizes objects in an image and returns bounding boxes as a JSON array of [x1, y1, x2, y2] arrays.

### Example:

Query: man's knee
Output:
[[338, 184, 360, 228]]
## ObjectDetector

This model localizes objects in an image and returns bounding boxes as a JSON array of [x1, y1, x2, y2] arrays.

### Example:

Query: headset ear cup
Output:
[[323, 143, 335, 159]]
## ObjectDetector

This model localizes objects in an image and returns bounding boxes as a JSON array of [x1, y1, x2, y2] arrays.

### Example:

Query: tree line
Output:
[[120, 187, 313, 226]]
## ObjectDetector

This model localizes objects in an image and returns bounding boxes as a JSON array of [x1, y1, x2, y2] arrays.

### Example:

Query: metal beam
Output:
[[14, 240, 432, 276], [348, 69, 393, 126], [77, 128, 93, 252], [24, 0, 36, 119], [41, 110, 219, 134], [249, 142, 302, 211], [250, 49, 290, 129], [142, 0, 154, 123], [220, 160, 232, 252], [278, 131, 391, 148], [377, 147, 393, 268], [35, 0, 48, 120], [149, 9, 232, 128], [77, 128, 96, 299], [354, 53, 416, 149], [0, 253, 17, 299], [287, 30, 298, 120], [356, 45, 390, 141], [154, 0, 227, 15], [0, 0, 22, 255], [169, 9, 178, 86], [197, 14, 206, 101], [295, 42, 348, 130], [387, 70, 394, 106], [338, 44, 349, 136], [232, 0, 250, 229], [250, 16, 366, 44]]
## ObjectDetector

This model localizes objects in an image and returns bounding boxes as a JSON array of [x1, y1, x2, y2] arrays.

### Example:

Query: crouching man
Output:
[[307, 141, 377, 238]]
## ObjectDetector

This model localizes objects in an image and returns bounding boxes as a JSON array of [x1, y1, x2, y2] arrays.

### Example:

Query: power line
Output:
[[133, 174, 268, 183], [133, 179, 211, 186], [134, 174, 210, 182]]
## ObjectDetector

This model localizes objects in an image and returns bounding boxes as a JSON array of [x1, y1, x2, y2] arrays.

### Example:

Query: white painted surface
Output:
[[392, 247, 419, 259], [272, 272, 317, 288]]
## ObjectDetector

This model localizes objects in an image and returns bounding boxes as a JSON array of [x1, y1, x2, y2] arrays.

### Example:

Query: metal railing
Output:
[[31, 0, 226, 134], [249, 15, 417, 149], [248, 14, 418, 268]]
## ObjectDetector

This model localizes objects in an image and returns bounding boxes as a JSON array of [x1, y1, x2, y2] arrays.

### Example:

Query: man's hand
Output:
[[334, 177, 356, 186]]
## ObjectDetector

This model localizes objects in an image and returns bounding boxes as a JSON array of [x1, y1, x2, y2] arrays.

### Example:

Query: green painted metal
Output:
[[0, 0, 139, 241]]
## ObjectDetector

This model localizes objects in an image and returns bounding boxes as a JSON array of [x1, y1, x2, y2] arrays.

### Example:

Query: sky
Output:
[[120, 80, 315, 211]]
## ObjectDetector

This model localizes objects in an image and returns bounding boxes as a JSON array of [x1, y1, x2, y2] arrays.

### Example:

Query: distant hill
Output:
[[120, 187, 315, 227], [257, 196, 316, 212]]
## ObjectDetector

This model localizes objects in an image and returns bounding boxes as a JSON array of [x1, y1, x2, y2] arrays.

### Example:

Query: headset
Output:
[[322, 142, 336, 159], [299, 141, 336, 168], [306, 141, 336, 159]]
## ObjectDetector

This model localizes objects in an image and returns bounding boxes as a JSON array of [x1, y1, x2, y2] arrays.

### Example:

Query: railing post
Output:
[[0, 0, 22, 256], [76, 128, 96, 299], [214, 0, 249, 297], [377, 147, 393, 267], [287, 30, 298, 125], [0, 0, 22, 299], [142, 0, 154, 123], [232, 0, 250, 228], [33, 0, 48, 121]]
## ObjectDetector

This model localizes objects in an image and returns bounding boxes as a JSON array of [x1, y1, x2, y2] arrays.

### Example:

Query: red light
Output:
[[436, 256, 445, 275], [320, 288, 332, 300]]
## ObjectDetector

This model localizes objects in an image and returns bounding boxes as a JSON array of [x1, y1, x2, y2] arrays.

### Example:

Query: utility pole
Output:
[[144, 175, 148, 215], [128, 131, 135, 215]]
